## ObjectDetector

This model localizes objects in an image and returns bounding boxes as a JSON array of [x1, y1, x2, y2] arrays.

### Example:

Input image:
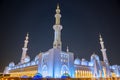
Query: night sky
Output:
[[0, 0, 120, 72]]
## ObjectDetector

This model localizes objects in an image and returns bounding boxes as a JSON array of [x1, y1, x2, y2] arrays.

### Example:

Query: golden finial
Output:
[[56, 3, 60, 14], [55, 3, 61, 25]]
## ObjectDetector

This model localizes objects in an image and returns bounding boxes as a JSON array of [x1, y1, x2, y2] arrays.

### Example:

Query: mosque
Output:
[[3, 4, 120, 78]]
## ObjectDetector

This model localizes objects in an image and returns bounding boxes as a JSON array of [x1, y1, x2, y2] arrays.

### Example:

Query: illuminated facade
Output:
[[4, 4, 120, 78]]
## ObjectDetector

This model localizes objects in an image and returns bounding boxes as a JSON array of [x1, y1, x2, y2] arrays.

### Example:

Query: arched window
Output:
[[42, 65, 48, 77], [61, 65, 70, 76]]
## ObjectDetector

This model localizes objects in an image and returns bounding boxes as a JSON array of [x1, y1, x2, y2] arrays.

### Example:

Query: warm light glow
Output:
[[75, 70, 93, 78], [10, 70, 37, 77]]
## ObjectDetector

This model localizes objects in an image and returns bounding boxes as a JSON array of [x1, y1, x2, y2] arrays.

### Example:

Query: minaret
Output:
[[53, 4, 63, 50], [99, 34, 111, 77], [99, 34, 109, 64], [20, 33, 29, 64], [66, 46, 69, 52]]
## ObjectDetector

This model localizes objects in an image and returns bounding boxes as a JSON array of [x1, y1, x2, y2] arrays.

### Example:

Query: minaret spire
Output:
[[20, 33, 29, 64], [99, 34, 105, 49], [24, 33, 29, 48], [53, 4, 63, 50]]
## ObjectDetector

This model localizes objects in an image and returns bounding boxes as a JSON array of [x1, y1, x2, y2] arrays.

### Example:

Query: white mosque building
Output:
[[4, 4, 120, 78]]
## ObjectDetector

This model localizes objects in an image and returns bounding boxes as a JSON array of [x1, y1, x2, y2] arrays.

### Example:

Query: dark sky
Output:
[[0, 0, 120, 72]]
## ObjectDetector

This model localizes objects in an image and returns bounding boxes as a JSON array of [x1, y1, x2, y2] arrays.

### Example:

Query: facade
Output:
[[4, 4, 120, 78]]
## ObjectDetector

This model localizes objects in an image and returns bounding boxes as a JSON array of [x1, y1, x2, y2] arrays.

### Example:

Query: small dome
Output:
[[31, 61, 36, 65], [3, 66, 9, 74], [91, 53, 98, 58], [24, 55, 30, 63], [82, 58, 86, 61], [35, 55, 39, 61], [74, 58, 81, 65], [91, 53, 99, 61], [88, 62, 93, 66], [9, 62, 15, 67], [81, 58, 88, 66], [35, 53, 42, 61]]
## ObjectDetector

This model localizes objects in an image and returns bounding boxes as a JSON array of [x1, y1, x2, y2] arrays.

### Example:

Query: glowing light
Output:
[[33, 73, 42, 79]]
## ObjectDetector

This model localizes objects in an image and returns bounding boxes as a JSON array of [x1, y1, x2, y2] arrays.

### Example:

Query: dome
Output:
[[81, 58, 88, 66], [35, 55, 39, 61], [24, 55, 30, 63], [31, 61, 36, 65], [74, 58, 81, 65], [88, 62, 93, 66], [3, 66, 9, 74], [91, 53, 98, 58], [91, 53, 99, 61], [9, 62, 15, 67], [82, 58, 86, 61], [35, 53, 42, 61]]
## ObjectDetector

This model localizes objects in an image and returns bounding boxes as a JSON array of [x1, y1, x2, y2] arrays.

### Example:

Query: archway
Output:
[[42, 65, 48, 77], [61, 65, 70, 77]]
